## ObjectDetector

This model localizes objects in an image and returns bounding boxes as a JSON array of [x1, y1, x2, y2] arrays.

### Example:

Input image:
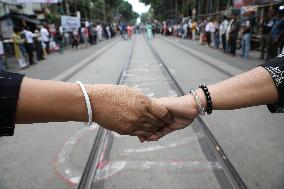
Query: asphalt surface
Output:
[[0, 34, 284, 189], [100, 36, 225, 189]]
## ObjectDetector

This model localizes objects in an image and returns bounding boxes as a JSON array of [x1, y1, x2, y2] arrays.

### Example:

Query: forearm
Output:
[[15, 78, 89, 123], [195, 67, 279, 111]]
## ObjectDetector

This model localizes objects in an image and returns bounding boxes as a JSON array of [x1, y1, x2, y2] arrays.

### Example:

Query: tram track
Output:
[[78, 36, 137, 189], [157, 36, 237, 77], [145, 36, 247, 189], [77, 34, 247, 189]]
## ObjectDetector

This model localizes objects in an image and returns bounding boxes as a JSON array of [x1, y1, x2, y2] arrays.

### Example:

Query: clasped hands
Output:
[[91, 84, 199, 142]]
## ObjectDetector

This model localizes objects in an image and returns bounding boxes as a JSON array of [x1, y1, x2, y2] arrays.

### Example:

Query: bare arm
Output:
[[195, 67, 278, 111], [15, 78, 172, 137], [146, 67, 279, 141], [16, 78, 88, 123]]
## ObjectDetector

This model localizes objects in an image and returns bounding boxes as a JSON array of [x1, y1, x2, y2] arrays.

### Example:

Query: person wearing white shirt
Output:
[[182, 22, 188, 39], [25, 27, 35, 65], [220, 16, 229, 52], [0, 35, 4, 71], [208, 20, 216, 47], [205, 19, 215, 46], [96, 24, 103, 42], [40, 25, 50, 54]]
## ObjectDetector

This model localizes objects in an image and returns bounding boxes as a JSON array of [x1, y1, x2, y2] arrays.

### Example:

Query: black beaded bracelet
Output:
[[199, 85, 213, 115]]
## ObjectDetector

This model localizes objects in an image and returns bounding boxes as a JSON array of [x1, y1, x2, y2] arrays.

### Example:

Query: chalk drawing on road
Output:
[[94, 160, 221, 182], [53, 124, 98, 186], [121, 133, 204, 156]]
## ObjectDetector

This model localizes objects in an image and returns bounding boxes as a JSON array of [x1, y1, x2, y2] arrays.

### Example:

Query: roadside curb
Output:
[[52, 38, 120, 81], [159, 36, 244, 77]]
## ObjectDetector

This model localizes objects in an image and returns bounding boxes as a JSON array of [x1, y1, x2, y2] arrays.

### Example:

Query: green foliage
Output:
[[118, 1, 138, 22], [46, 13, 61, 24], [139, 0, 233, 21], [64, 0, 138, 22], [72, 0, 139, 22]]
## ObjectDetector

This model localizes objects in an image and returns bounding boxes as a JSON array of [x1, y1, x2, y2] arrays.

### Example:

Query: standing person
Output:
[[96, 24, 103, 42], [228, 13, 240, 56], [210, 19, 216, 48], [34, 30, 44, 61], [214, 19, 220, 49], [121, 23, 127, 40], [72, 30, 80, 50], [127, 24, 133, 40], [25, 27, 35, 65], [0, 35, 4, 71], [152, 24, 156, 38], [271, 7, 284, 58], [241, 12, 254, 59], [260, 12, 275, 60], [182, 22, 188, 39], [89, 24, 95, 45], [58, 26, 64, 54], [146, 23, 153, 40], [191, 20, 197, 40], [19, 29, 28, 62], [163, 22, 167, 36], [205, 20, 212, 46], [226, 17, 233, 52], [106, 25, 111, 39], [199, 20, 206, 44], [220, 16, 229, 52], [12, 27, 27, 69], [40, 25, 50, 55], [82, 26, 89, 48]]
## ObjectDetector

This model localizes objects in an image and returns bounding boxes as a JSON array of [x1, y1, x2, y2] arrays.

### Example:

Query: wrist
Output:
[[69, 83, 90, 122], [196, 88, 208, 111], [182, 95, 200, 118], [86, 84, 99, 123]]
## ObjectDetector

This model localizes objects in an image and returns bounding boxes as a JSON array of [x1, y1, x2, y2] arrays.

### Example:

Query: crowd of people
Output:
[[0, 22, 119, 71], [161, 5, 284, 61]]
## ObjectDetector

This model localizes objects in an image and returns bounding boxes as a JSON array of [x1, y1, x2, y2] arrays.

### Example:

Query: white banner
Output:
[[16, 0, 59, 3], [61, 16, 80, 32]]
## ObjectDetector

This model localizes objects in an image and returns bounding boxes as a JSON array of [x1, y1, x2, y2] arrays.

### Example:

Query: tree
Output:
[[140, 0, 234, 21], [61, 0, 138, 23]]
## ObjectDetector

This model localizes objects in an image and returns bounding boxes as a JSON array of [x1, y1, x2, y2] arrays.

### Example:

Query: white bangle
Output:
[[189, 89, 205, 116], [76, 81, 93, 126]]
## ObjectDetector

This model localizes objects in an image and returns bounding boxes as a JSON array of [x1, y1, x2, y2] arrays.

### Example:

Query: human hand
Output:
[[140, 95, 199, 142], [90, 85, 173, 137]]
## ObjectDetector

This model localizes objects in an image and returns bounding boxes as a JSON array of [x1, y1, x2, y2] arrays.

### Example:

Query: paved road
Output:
[[100, 35, 227, 189], [12, 39, 117, 80], [0, 34, 284, 189]]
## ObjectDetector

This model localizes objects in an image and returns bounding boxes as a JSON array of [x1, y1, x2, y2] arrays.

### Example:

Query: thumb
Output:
[[148, 100, 173, 125]]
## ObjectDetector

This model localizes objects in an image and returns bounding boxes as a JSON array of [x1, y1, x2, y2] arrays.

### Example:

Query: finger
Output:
[[145, 112, 166, 127], [138, 136, 147, 143], [147, 126, 174, 141], [134, 130, 154, 137], [148, 100, 173, 125], [139, 122, 160, 132], [169, 117, 193, 130]]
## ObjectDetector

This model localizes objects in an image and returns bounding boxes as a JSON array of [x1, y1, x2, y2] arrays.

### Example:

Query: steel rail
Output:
[[158, 36, 235, 77], [78, 36, 137, 189]]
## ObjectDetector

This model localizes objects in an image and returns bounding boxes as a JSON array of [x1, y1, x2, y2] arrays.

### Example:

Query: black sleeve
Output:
[[0, 71, 25, 136], [260, 54, 284, 113]]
